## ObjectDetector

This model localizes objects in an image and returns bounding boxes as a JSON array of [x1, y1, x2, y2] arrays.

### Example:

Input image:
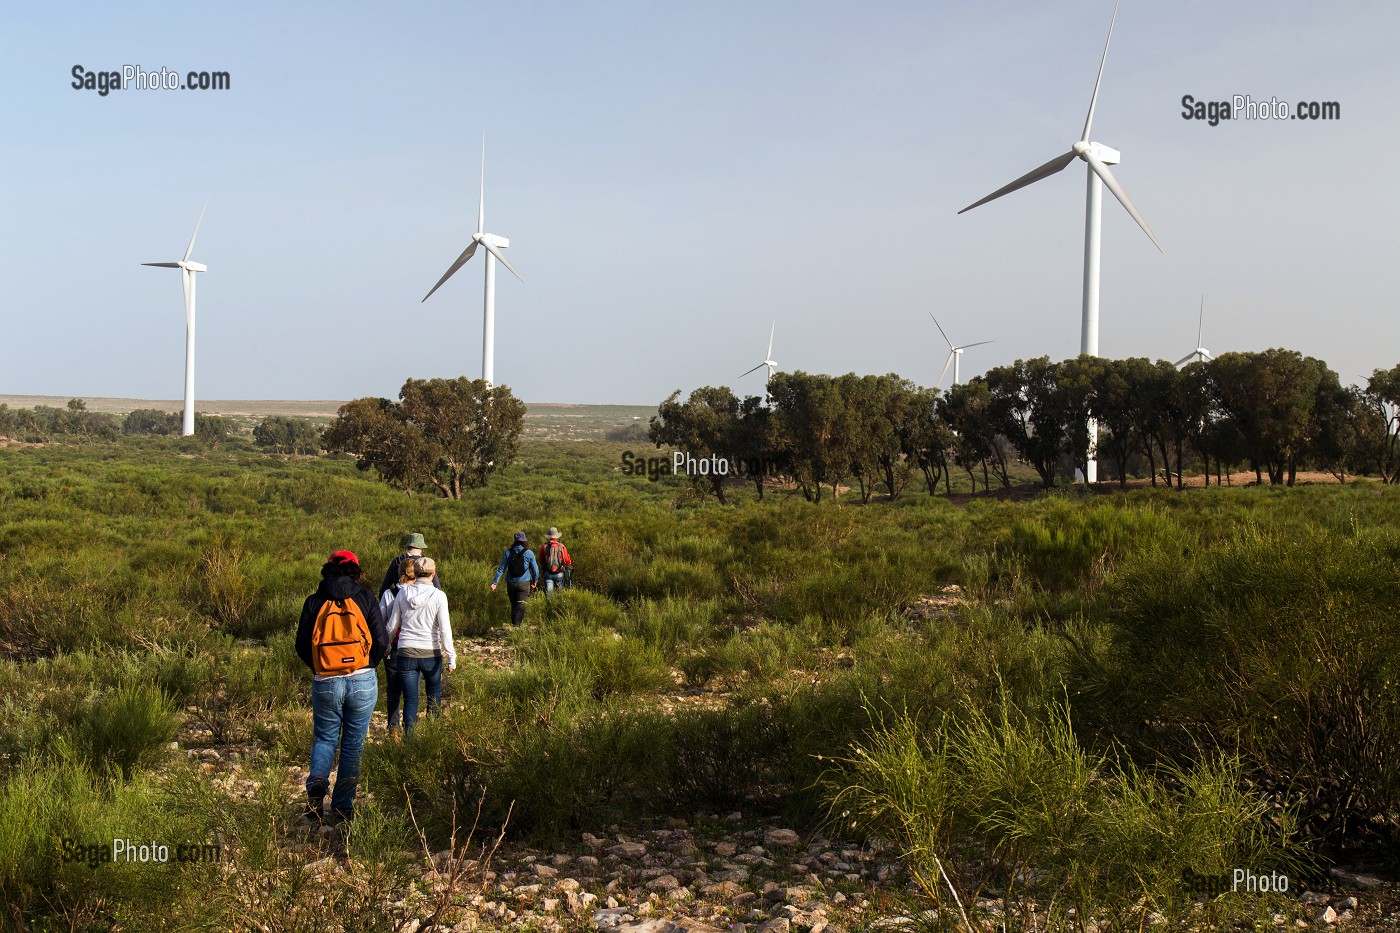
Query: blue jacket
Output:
[[492, 544, 539, 585]]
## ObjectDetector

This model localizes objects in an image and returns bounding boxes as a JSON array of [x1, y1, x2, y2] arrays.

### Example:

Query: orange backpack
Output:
[[312, 597, 372, 675]]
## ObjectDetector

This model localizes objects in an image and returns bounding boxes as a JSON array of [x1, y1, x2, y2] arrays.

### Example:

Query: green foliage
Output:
[[827, 694, 1308, 931], [1088, 525, 1400, 848], [325, 376, 526, 498], [252, 414, 320, 454]]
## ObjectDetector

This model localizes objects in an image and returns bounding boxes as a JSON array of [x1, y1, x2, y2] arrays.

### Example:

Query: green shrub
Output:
[[70, 683, 181, 778], [1092, 526, 1400, 847]]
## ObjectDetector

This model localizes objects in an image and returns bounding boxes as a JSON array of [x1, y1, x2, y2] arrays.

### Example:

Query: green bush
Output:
[[70, 683, 181, 778], [1091, 526, 1400, 847]]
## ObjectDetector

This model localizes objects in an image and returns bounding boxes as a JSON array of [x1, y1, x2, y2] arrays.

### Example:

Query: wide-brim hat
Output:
[[513, 531, 528, 544], [402, 532, 427, 550], [546, 527, 561, 539]]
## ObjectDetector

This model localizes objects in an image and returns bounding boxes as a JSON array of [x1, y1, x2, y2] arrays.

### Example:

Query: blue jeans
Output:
[[542, 572, 566, 594], [307, 668, 378, 814], [396, 654, 442, 733]]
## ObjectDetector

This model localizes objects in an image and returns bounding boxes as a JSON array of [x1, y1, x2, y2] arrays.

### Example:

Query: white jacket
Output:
[[386, 581, 456, 670]]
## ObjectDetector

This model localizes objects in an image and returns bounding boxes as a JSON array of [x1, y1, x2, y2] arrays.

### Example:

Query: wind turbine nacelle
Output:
[[1087, 142, 1120, 165], [482, 233, 510, 249], [183, 261, 208, 272]]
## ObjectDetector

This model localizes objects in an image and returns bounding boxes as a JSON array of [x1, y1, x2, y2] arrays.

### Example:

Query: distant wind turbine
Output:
[[142, 201, 208, 437], [422, 138, 523, 387], [958, 0, 1162, 482], [930, 314, 993, 388], [740, 322, 778, 399], [1175, 296, 1212, 366]]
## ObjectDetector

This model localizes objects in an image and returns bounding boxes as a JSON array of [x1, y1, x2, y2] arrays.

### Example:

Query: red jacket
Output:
[[538, 540, 572, 573]]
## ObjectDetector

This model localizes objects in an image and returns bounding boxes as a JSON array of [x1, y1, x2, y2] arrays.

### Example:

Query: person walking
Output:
[[538, 527, 572, 595], [378, 532, 443, 737], [385, 557, 456, 733], [490, 531, 538, 625], [295, 550, 387, 824], [380, 532, 444, 597]]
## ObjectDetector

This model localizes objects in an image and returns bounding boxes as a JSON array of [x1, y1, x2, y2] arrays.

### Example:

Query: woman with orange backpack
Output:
[[295, 550, 388, 824]]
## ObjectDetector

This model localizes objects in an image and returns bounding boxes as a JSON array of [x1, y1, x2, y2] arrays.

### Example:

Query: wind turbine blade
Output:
[[143, 262, 181, 268], [959, 340, 995, 350], [958, 151, 1077, 214], [478, 135, 486, 236], [1201, 350, 1212, 361], [480, 239, 524, 283], [1197, 295, 1205, 348], [1083, 150, 1163, 252], [421, 240, 479, 303], [766, 321, 775, 360], [928, 313, 955, 350], [1175, 353, 1195, 367], [1081, 0, 1121, 142], [183, 199, 208, 262], [740, 362, 767, 378], [936, 352, 955, 388]]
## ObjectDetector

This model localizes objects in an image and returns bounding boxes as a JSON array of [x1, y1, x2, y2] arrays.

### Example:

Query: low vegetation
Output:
[[0, 406, 1397, 929]]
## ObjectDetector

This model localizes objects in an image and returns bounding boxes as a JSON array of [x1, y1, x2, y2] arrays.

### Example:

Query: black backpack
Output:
[[508, 546, 526, 578]]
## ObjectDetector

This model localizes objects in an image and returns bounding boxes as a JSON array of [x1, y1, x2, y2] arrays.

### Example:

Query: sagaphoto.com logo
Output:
[[1181, 94, 1339, 126], [71, 64, 231, 97]]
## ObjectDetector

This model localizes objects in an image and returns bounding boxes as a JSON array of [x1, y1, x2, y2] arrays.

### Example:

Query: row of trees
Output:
[[323, 377, 526, 499], [0, 400, 230, 444], [649, 350, 1400, 502]]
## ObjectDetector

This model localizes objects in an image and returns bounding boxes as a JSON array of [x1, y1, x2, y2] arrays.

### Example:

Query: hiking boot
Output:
[[329, 808, 354, 825], [305, 776, 329, 823]]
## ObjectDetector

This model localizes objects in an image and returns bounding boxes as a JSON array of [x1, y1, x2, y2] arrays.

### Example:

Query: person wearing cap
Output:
[[537, 527, 573, 595], [378, 532, 444, 737], [490, 531, 539, 626], [295, 550, 388, 824], [380, 532, 444, 599], [385, 556, 456, 732]]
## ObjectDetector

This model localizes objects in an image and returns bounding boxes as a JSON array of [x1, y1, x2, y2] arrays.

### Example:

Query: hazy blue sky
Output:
[[2, 1, 1396, 404]]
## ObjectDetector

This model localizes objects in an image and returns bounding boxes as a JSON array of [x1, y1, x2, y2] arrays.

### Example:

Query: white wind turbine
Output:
[[930, 314, 993, 388], [422, 139, 523, 387], [1175, 296, 1211, 366], [740, 321, 778, 399], [958, 0, 1162, 482], [142, 201, 208, 437]]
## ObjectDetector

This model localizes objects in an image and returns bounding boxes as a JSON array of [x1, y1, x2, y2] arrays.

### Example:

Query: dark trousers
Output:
[[383, 652, 402, 730], [507, 580, 532, 625]]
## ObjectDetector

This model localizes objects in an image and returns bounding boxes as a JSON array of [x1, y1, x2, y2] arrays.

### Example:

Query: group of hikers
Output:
[[292, 528, 574, 823]]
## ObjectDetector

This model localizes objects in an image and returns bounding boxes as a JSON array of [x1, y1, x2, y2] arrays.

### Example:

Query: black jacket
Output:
[[379, 552, 445, 599], [296, 574, 388, 672]]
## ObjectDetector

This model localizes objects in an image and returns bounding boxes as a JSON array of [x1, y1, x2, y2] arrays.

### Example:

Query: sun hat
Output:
[[415, 556, 436, 576], [513, 531, 528, 544], [402, 532, 427, 550], [546, 527, 561, 539]]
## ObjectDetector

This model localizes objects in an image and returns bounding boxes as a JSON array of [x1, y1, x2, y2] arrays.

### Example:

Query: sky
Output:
[[2, 1, 1397, 405]]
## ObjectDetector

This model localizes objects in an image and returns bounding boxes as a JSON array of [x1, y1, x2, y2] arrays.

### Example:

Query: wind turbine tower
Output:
[[142, 202, 208, 437], [422, 138, 523, 387]]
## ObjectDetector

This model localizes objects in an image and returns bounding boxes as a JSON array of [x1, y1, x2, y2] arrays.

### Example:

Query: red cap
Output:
[[329, 549, 360, 565]]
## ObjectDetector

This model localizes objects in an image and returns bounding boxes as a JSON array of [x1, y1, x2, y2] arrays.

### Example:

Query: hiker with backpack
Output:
[[385, 557, 456, 733], [538, 527, 573, 595], [490, 531, 539, 626], [378, 532, 444, 738], [295, 550, 387, 824]]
